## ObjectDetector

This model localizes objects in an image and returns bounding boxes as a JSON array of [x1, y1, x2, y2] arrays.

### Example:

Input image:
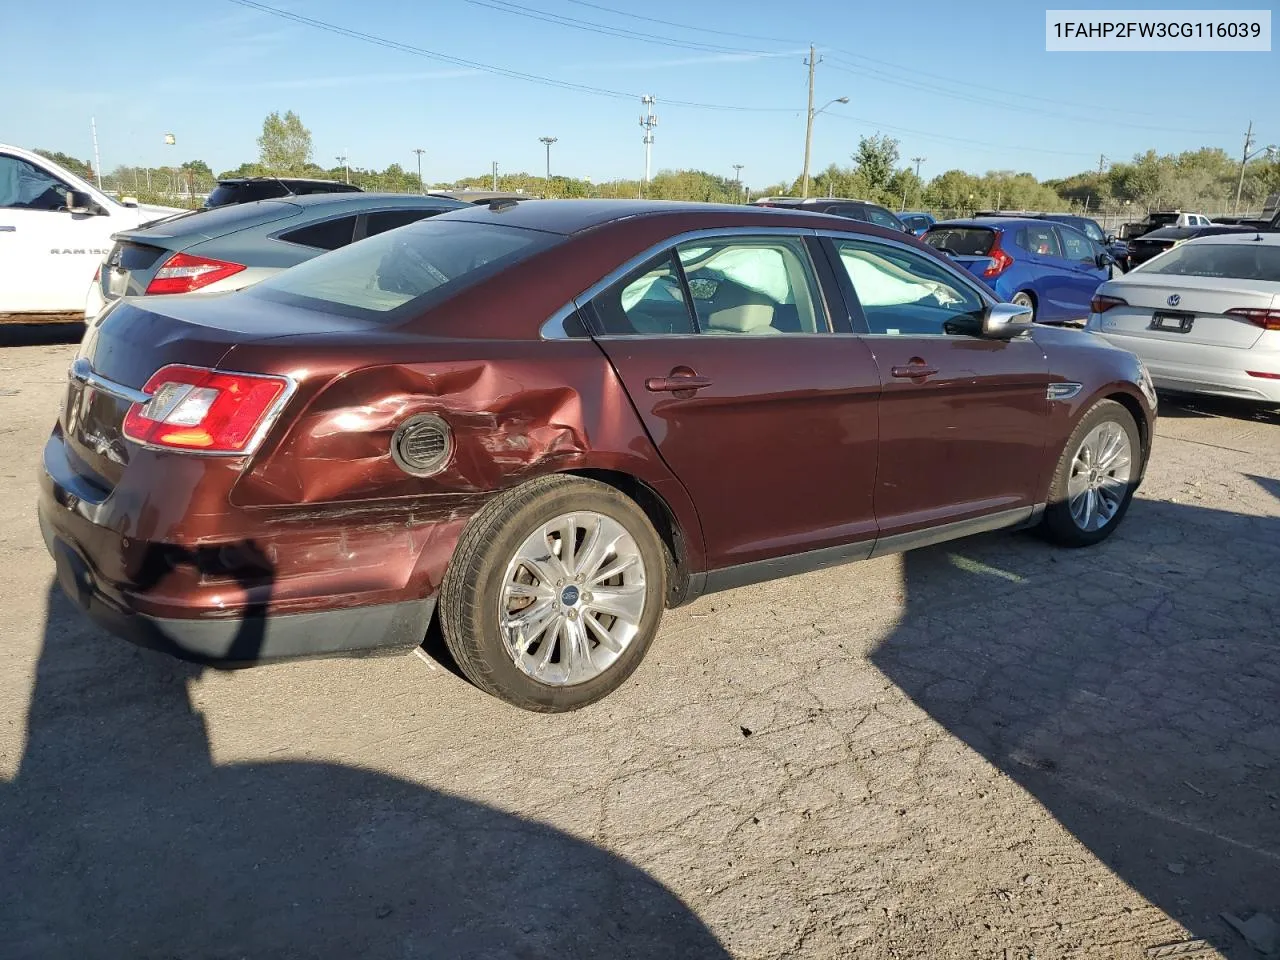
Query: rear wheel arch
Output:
[[561, 467, 701, 607]]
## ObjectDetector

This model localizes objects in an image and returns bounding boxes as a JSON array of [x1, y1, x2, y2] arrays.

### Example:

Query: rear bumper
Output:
[[1092, 331, 1280, 403], [43, 519, 433, 666], [38, 429, 440, 667]]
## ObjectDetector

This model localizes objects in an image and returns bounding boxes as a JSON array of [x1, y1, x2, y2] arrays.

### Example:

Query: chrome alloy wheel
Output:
[[499, 511, 648, 686], [1067, 421, 1133, 532]]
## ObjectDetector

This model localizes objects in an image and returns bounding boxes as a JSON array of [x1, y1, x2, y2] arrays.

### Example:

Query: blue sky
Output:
[[2, 0, 1275, 187]]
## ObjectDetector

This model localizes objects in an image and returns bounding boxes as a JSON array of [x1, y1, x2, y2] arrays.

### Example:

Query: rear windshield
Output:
[[922, 227, 995, 256], [249, 219, 558, 321], [1136, 242, 1280, 282], [1148, 213, 1179, 227]]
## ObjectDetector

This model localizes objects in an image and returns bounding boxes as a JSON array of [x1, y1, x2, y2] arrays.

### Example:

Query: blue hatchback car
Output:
[[921, 217, 1114, 323]]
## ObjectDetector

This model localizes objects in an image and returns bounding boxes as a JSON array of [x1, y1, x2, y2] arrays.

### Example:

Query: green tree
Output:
[[852, 134, 900, 194], [256, 111, 313, 174], [36, 150, 93, 180]]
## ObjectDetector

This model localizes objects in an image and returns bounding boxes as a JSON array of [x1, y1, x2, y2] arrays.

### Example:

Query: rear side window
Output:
[[364, 209, 438, 237], [593, 253, 696, 336], [1137, 243, 1280, 281], [1017, 225, 1063, 258], [863, 206, 905, 231], [923, 227, 995, 256], [250, 220, 556, 319], [277, 215, 358, 251]]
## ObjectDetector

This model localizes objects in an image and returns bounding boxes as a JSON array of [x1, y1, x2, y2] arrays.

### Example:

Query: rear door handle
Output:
[[645, 375, 713, 393], [890, 364, 939, 379]]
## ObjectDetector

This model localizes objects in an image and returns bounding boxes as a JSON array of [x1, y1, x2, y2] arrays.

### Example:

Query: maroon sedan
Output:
[[39, 200, 1157, 711]]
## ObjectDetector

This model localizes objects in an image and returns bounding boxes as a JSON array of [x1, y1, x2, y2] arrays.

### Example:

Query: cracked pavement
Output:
[[0, 335, 1276, 959]]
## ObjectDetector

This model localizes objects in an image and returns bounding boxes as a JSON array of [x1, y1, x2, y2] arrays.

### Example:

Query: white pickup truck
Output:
[[0, 144, 182, 323]]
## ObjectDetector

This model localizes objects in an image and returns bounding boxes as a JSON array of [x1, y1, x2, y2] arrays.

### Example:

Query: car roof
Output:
[[930, 217, 1045, 229], [1180, 230, 1280, 246], [276, 192, 468, 209], [440, 198, 869, 236], [217, 176, 352, 186], [755, 197, 877, 206]]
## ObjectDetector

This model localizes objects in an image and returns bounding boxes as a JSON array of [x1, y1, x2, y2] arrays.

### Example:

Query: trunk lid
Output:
[[63, 293, 356, 491], [100, 200, 300, 304], [1095, 275, 1279, 349]]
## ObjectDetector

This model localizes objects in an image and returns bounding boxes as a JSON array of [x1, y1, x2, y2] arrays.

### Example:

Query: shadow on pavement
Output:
[[0, 565, 729, 959], [0, 323, 84, 348], [1157, 392, 1280, 425], [871, 498, 1280, 957]]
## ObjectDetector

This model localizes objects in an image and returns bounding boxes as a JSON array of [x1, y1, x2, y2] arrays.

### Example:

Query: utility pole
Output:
[[491, 161, 498, 191], [1098, 154, 1108, 175], [732, 163, 744, 202], [639, 95, 657, 191], [800, 48, 847, 199], [412, 148, 425, 194], [801, 46, 817, 199], [336, 154, 349, 185], [539, 137, 557, 195], [911, 156, 926, 180], [1234, 121, 1255, 215]]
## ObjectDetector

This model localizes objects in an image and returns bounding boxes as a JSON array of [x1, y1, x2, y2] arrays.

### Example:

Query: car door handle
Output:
[[645, 375, 713, 393], [890, 363, 939, 379]]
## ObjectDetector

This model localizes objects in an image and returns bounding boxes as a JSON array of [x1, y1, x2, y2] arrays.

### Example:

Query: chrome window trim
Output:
[[540, 225, 820, 340]]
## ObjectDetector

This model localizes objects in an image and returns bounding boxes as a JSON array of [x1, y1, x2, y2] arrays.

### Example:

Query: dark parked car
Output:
[[1125, 224, 1259, 269], [41, 201, 1156, 712], [204, 176, 363, 209], [752, 196, 910, 232], [923, 217, 1115, 323], [898, 211, 936, 236], [85, 193, 468, 319]]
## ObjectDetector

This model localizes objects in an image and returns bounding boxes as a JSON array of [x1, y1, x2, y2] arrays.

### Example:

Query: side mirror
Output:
[[119, 195, 140, 208], [982, 301, 1034, 338], [1095, 251, 1116, 269], [1105, 234, 1116, 245], [65, 191, 94, 215]]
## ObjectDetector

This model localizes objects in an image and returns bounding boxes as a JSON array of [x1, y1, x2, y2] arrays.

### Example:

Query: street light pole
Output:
[[336, 154, 349, 185], [539, 136, 557, 195], [412, 148, 425, 194], [732, 163, 744, 203]]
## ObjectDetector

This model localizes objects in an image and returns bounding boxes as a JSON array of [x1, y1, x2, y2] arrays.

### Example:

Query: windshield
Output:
[[922, 227, 995, 256], [250, 219, 557, 321], [1136, 242, 1280, 282]]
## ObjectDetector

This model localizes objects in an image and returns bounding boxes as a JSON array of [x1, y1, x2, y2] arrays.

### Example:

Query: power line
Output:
[[222, 0, 793, 113], [823, 111, 1098, 158]]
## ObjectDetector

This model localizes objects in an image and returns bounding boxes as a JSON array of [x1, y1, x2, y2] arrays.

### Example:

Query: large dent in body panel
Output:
[[236, 357, 596, 506]]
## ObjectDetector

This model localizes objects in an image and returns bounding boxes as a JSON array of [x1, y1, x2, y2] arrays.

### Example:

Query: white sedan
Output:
[[1086, 232, 1280, 404]]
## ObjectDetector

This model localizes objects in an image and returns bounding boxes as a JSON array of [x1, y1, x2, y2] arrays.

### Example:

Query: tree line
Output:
[[39, 110, 1280, 216]]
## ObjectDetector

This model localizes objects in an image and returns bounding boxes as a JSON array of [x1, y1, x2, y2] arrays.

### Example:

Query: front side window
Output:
[[835, 239, 985, 336], [677, 236, 826, 334], [251, 220, 555, 320], [1060, 227, 1095, 262], [0, 155, 70, 211]]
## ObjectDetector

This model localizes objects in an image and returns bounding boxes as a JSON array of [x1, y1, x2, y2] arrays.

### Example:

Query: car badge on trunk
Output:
[[1167, 294, 1181, 306]]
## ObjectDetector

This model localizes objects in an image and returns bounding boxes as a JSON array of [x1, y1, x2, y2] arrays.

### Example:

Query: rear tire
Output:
[[1041, 399, 1141, 547], [438, 475, 667, 712]]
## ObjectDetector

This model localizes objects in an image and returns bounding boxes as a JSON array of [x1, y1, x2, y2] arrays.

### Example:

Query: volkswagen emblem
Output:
[[1167, 294, 1181, 307]]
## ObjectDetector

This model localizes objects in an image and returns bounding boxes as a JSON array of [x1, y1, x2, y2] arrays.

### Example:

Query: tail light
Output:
[[93, 265, 101, 282], [1226, 307, 1280, 331], [1246, 370, 1280, 379], [122, 364, 293, 454], [983, 236, 1014, 277], [1090, 294, 1128, 314], [144, 252, 245, 295]]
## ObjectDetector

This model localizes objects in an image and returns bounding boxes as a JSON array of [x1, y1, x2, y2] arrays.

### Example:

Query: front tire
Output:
[[438, 475, 667, 712], [1041, 399, 1141, 547]]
